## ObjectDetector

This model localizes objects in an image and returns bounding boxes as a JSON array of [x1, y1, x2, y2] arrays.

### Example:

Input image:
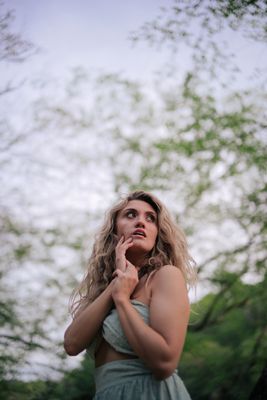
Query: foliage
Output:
[[1, 357, 95, 400], [2, 275, 266, 399], [1, 64, 265, 396], [131, 0, 267, 44], [0, 0, 46, 383], [181, 272, 267, 399], [130, 0, 267, 86], [0, 0, 36, 97], [1, 0, 267, 398], [0, 1, 35, 63]]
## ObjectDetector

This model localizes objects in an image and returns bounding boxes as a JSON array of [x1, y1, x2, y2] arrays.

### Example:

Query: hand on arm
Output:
[[113, 265, 190, 380]]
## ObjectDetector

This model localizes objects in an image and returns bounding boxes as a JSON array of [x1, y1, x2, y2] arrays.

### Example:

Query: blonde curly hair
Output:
[[70, 191, 196, 317]]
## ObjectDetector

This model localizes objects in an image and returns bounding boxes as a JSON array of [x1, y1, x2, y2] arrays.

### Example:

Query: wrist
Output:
[[113, 294, 130, 308], [104, 281, 116, 302]]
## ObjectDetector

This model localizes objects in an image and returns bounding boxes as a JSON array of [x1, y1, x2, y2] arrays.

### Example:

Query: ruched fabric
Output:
[[93, 359, 191, 400], [102, 300, 149, 355]]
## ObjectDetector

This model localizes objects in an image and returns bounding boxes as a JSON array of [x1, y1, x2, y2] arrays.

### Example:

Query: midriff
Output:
[[95, 338, 137, 368]]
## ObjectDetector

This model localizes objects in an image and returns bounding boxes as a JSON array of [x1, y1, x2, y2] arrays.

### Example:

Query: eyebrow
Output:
[[123, 207, 157, 217]]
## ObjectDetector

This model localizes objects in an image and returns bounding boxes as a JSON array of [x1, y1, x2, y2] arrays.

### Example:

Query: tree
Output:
[[130, 0, 267, 87], [181, 272, 267, 399], [0, 0, 46, 384], [129, 1, 267, 397], [0, 1, 35, 95], [1, 1, 266, 398]]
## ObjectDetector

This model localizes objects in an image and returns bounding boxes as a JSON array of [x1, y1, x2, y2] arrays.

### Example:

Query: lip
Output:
[[132, 229, 146, 238]]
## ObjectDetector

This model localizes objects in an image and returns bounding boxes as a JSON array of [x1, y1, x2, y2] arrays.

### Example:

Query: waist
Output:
[[94, 359, 152, 392]]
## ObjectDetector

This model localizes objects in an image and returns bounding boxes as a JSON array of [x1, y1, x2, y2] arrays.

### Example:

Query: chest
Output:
[[130, 273, 154, 306]]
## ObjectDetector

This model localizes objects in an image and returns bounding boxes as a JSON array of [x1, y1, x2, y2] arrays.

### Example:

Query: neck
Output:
[[126, 250, 148, 270]]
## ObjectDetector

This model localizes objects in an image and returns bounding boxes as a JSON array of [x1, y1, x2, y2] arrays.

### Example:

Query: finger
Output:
[[112, 270, 117, 278], [112, 269, 124, 278], [125, 261, 137, 271], [115, 237, 124, 253], [116, 237, 133, 254], [117, 235, 124, 244], [118, 236, 132, 245], [121, 236, 134, 248], [112, 268, 121, 277]]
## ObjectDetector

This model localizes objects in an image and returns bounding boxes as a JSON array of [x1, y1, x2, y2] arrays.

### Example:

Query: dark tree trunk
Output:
[[249, 362, 267, 400]]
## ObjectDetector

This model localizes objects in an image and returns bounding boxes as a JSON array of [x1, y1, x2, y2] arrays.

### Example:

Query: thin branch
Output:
[[197, 241, 253, 273], [0, 334, 45, 349]]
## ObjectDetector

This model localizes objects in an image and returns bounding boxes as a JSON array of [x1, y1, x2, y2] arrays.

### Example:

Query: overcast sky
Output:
[[3, 0, 175, 82], [1, 0, 266, 101], [1, 1, 266, 380]]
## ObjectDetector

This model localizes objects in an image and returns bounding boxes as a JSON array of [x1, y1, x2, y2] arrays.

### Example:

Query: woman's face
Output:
[[116, 199, 158, 255]]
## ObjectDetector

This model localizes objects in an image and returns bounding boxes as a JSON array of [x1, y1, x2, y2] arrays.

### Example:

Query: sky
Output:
[[3, 0, 174, 82], [2, 0, 178, 379], [1, 0, 266, 380], [2, 0, 266, 103]]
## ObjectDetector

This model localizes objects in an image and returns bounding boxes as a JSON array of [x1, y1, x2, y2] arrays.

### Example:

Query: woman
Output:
[[64, 191, 196, 399]]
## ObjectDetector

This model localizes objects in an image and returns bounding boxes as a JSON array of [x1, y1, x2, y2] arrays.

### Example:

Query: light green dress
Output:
[[91, 300, 191, 400]]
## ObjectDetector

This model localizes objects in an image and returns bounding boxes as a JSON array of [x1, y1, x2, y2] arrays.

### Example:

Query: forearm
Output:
[[64, 282, 114, 355], [114, 298, 177, 378]]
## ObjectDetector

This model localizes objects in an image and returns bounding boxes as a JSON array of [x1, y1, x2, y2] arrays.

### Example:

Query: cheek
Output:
[[116, 223, 121, 235], [116, 220, 126, 235], [150, 227, 158, 242]]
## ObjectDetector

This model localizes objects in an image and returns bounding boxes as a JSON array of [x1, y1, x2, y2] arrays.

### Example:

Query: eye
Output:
[[147, 214, 156, 223], [126, 210, 136, 218]]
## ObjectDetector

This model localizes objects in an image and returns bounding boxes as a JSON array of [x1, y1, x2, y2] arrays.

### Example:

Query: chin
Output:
[[131, 242, 153, 253]]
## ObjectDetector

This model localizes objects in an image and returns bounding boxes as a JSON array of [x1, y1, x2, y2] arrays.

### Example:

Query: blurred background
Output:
[[0, 1, 266, 399]]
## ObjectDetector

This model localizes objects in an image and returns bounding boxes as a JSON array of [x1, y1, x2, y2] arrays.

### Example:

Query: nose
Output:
[[135, 214, 145, 227]]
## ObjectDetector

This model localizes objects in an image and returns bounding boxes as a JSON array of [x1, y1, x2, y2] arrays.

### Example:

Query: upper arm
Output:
[[149, 265, 190, 362]]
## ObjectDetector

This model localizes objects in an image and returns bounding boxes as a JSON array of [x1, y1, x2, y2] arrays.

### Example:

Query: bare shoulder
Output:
[[152, 265, 186, 285], [150, 265, 188, 299], [150, 265, 190, 314]]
